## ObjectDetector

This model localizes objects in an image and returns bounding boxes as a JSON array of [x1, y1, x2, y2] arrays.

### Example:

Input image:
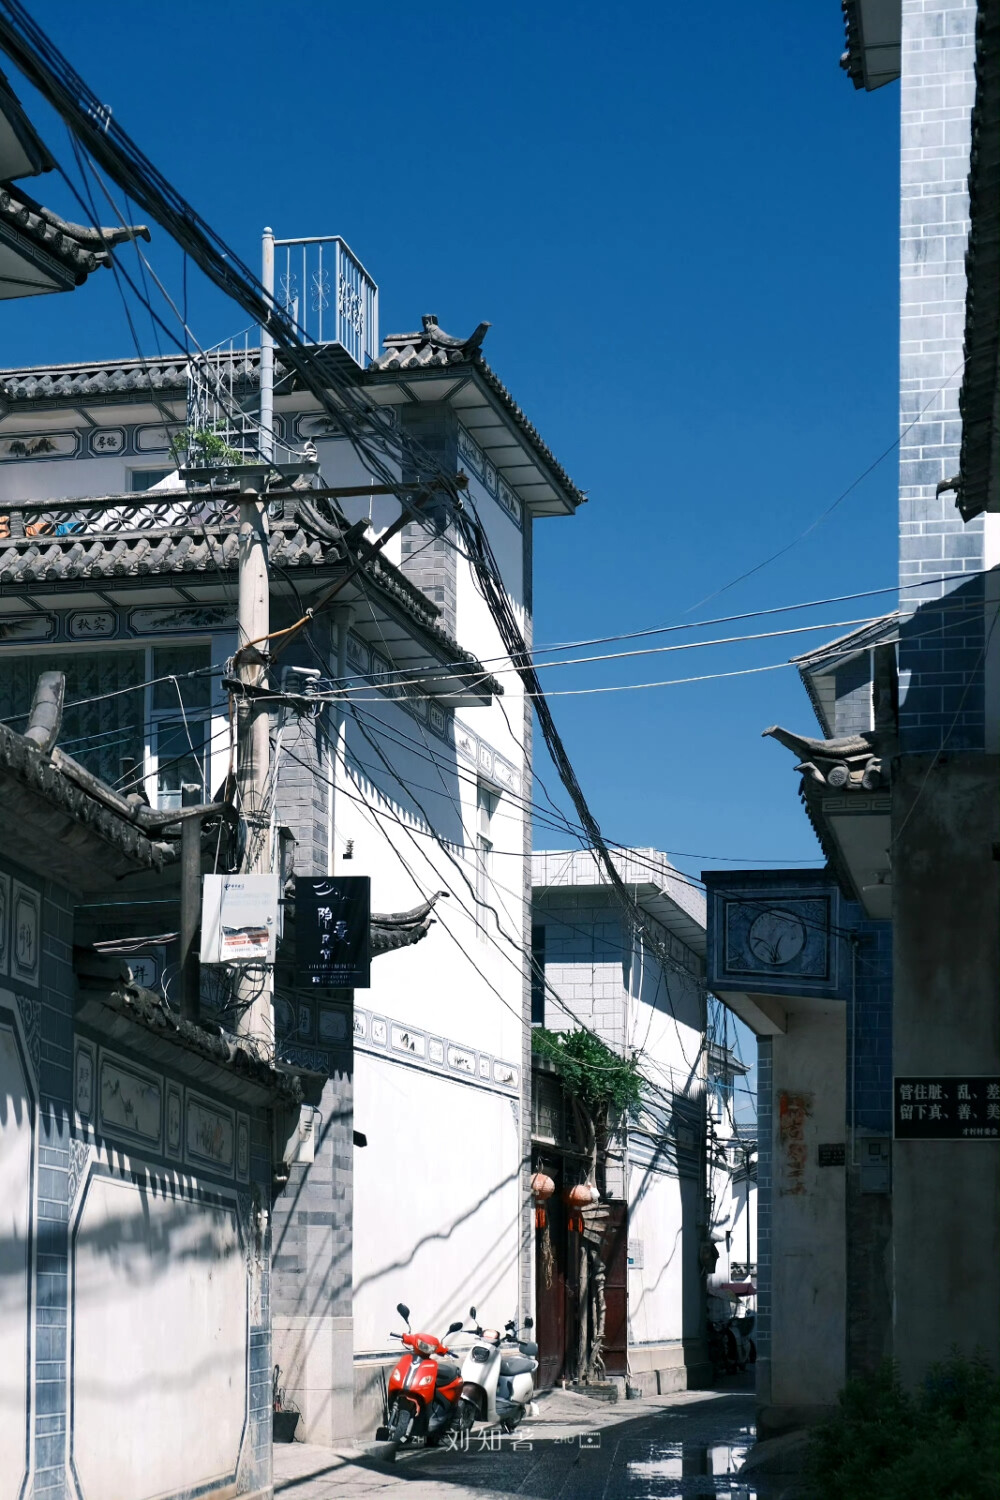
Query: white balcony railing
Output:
[[274, 235, 378, 367]]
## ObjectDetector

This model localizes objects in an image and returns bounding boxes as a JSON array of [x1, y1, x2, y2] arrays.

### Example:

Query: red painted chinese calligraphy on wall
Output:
[[778, 1091, 813, 1195]]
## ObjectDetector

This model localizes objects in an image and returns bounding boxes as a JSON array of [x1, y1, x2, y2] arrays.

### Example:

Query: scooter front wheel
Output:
[[454, 1397, 477, 1433], [389, 1400, 412, 1444]]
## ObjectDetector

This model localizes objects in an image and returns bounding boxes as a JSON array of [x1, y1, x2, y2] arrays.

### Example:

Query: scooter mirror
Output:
[[524, 1316, 534, 1329], [396, 1303, 410, 1323], [469, 1306, 477, 1320], [448, 1320, 463, 1334]]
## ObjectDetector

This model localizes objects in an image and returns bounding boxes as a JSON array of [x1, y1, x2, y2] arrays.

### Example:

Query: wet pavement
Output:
[[273, 1378, 785, 1499]]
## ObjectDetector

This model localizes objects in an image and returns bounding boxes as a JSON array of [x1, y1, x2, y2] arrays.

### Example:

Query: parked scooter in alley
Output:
[[453, 1307, 539, 1434], [376, 1303, 465, 1446], [707, 1309, 757, 1377]]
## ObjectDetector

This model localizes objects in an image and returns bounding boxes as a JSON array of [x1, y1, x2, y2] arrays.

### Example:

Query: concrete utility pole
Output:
[[234, 479, 275, 1049], [231, 226, 279, 1050]]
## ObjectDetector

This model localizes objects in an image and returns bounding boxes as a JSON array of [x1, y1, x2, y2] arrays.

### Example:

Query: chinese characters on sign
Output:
[[818, 1143, 846, 1166], [294, 876, 371, 989], [200, 874, 279, 964], [894, 1077, 1000, 1139]]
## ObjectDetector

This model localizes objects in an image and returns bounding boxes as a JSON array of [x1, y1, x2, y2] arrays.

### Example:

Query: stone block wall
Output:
[[834, 656, 874, 738], [399, 405, 458, 638], [533, 889, 627, 1049], [898, 0, 984, 753]]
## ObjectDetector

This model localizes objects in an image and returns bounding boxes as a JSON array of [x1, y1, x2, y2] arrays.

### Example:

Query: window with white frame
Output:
[[0, 640, 213, 805]]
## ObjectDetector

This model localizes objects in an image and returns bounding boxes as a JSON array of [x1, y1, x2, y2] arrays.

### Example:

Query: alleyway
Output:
[[272, 1382, 781, 1499]]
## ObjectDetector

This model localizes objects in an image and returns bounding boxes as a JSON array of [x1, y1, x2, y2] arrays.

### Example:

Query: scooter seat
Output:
[[436, 1361, 462, 1384], [499, 1355, 535, 1376]]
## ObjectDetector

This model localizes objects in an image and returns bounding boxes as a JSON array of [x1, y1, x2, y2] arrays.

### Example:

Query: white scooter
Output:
[[454, 1307, 539, 1433]]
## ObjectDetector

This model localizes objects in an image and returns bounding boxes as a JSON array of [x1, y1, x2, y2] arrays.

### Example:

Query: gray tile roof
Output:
[[790, 611, 898, 670], [0, 713, 162, 887], [370, 314, 586, 510], [0, 515, 501, 696], [0, 352, 191, 403], [0, 319, 585, 513], [839, 0, 901, 92], [0, 185, 149, 296]]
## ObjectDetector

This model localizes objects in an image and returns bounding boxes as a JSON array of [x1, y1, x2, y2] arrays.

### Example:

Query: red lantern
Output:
[[563, 1182, 598, 1233], [531, 1172, 555, 1229]]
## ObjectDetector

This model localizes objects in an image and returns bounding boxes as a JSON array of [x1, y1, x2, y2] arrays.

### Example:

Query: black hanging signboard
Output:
[[894, 1076, 1000, 1140], [294, 876, 371, 989]]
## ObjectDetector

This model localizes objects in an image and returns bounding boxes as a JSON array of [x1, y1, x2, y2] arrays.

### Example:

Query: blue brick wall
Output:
[[840, 905, 894, 1133], [898, 0, 984, 753]]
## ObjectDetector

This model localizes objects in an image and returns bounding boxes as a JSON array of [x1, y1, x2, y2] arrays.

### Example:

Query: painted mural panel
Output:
[[10, 881, 39, 987], [71, 1172, 247, 1500], [723, 897, 831, 981], [185, 1091, 235, 1174], [0, 1017, 32, 1500], [98, 1055, 161, 1145]]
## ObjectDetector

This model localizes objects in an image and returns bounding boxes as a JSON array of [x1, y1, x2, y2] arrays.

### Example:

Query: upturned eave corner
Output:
[[366, 313, 586, 519]]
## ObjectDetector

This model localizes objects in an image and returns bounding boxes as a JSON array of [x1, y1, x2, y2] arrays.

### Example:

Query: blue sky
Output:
[[2, 3, 902, 1111]]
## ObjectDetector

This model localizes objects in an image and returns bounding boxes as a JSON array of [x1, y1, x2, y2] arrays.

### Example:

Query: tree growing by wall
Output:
[[532, 1027, 642, 1383]]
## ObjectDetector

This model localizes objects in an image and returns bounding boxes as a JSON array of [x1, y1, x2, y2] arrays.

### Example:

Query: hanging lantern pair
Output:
[[531, 1172, 555, 1229], [564, 1182, 598, 1233]]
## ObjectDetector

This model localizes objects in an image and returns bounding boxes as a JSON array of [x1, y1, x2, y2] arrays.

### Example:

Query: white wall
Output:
[[322, 419, 531, 1367], [769, 1005, 846, 1411], [626, 1161, 686, 1345], [0, 1016, 32, 1500], [71, 1167, 248, 1500], [352, 1052, 522, 1351]]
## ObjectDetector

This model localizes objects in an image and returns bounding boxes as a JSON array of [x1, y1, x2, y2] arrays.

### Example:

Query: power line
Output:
[[312, 595, 986, 703], [680, 360, 966, 617], [293, 570, 982, 692]]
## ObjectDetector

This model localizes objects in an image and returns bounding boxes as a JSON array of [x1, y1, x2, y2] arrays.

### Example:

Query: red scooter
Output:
[[376, 1302, 465, 1446]]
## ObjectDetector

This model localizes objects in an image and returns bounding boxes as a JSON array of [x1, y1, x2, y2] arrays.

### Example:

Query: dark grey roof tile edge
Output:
[[368, 317, 585, 510], [0, 522, 502, 696], [0, 718, 161, 871]]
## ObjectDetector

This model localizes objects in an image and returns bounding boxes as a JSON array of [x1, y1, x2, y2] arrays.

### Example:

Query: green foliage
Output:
[[808, 1355, 1000, 1500], [532, 1027, 642, 1119], [169, 423, 246, 470]]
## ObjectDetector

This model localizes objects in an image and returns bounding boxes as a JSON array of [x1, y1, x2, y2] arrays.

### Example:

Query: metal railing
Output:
[[0, 490, 237, 541], [274, 235, 379, 366]]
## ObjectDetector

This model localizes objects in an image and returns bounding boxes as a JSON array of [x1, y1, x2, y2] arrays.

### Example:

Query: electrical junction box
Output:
[[860, 1137, 891, 1194], [201, 874, 280, 965]]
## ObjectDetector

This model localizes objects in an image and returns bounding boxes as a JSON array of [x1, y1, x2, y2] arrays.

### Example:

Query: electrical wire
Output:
[[680, 360, 966, 617], [286, 571, 982, 693]]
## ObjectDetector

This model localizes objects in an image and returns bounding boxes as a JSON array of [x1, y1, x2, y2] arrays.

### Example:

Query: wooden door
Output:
[[534, 1162, 568, 1390], [601, 1201, 629, 1377]]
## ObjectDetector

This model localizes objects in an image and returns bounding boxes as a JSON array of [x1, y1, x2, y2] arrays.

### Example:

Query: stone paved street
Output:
[[272, 1384, 779, 1499]]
